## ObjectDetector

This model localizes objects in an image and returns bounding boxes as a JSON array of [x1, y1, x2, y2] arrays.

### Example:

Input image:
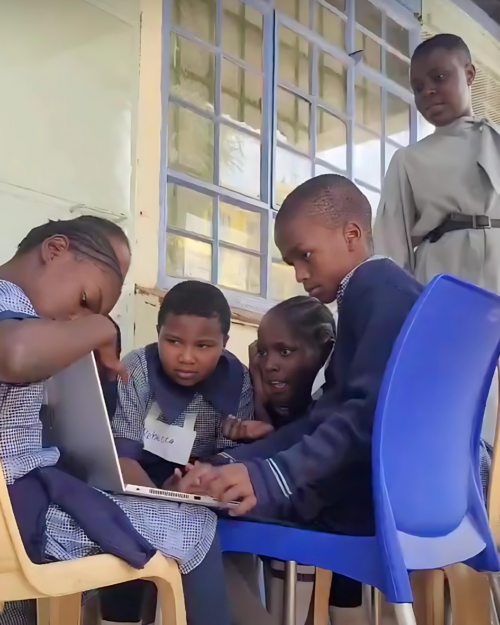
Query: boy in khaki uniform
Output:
[[374, 34, 500, 443]]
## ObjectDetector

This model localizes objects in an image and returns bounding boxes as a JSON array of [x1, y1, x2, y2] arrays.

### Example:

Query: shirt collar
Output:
[[336, 255, 387, 308], [311, 344, 335, 400]]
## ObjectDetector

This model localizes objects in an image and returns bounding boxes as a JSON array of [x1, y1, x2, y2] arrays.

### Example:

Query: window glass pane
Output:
[[172, 0, 216, 44], [275, 147, 311, 205], [354, 30, 381, 72], [278, 26, 311, 93], [221, 59, 262, 132], [222, 0, 263, 70], [219, 247, 260, 293], [170, 34, 215, 110], [168, 103, 214, 182], [315, 163, 336, 177], [166, 232, 212, 281], [167, 184, 213, 237], [386, 16, 409, 57], [220, 203, 261, 252], [277, 88, 310, 153], [324, 0, 346, 13], [355, 76, 381, 134], [354, 127, 381, 189], [357, 184, 381, 220], [220, 125, 261, 198], [318, 52, 347, 112], [315, 5, 345, 50], [386, 51, 410, 89], [355, 0, 381, 37], [271, 262, 305, 300], [385, 141, 399, 173], [387, 92, 410, 146], [276, 0, 309, 26], [316, 109, 347, 171]]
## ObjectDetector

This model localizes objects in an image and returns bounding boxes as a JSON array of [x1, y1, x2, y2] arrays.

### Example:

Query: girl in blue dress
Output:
[[0, 215, 230, 625]]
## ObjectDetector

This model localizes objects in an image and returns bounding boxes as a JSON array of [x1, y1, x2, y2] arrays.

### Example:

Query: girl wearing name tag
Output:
[[0, 217, 231, 625], [101, 280, 253, 625]]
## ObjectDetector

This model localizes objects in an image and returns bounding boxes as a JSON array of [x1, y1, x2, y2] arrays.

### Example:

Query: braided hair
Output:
[[17, 215, 129, 282]]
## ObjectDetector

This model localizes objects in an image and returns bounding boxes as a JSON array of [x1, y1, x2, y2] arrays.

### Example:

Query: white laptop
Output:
[[44, 354, 235, 509]]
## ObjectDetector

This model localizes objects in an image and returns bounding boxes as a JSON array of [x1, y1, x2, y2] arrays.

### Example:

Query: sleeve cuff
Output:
[[114, 437, 143, 460], [0, 311, 38, 322], [245, 459, 290, 518]]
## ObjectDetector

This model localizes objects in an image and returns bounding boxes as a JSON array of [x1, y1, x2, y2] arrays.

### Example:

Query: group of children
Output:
[[0, 32, 498, 625]]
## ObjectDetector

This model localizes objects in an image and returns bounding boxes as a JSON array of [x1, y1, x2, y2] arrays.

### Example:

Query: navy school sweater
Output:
[[218, 259, 423, 535]]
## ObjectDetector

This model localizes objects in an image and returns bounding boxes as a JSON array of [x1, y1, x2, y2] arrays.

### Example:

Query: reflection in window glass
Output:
[[316, 110, 347, 172], [170, 34, 215, 110], [318, 52, 347, 112], [277, 88, 310, 153], [357, 184, 381, 220], [219, 247, 260, 293], [355, 0, 382, 36], [386, 16, 409, 57], [354, 30, 381, 72], [219, 125, 261, 199], [387, 52, 410, 90], [386, 92, 410, 146], [221, 59, 262, 132], [275, 147, 311, 205], [355, 76, 381, 134], [275, 0, 309, 26], [167, 184, 213, 237], [172, 0, 216, 44], [166, 232, 212, 282], [279, 26, 311, 93], [316, 5, 345, 50], [168, 103, 214, 182], [271, 261, 305, 301], [222, 0, 263, 70], [220, 203, 261, 252], [354, 127, 381, 189]]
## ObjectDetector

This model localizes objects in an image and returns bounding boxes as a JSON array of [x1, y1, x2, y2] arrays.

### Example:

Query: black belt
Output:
[[424, 214, 500, 243]]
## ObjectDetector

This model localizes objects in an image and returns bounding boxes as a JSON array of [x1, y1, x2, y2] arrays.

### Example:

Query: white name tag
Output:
[[143, 404, 196, 466]]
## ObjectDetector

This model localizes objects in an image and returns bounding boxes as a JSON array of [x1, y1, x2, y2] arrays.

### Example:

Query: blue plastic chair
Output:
[[219, 275, 500, 625]]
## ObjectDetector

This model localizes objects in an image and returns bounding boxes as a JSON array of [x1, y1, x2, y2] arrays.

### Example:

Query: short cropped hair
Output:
[[158, 280, 231, 335], [270, 296, 336, 349], [412, 34, 472, 65], [17, 215, 129, 282], [276, 174, 372, 232]]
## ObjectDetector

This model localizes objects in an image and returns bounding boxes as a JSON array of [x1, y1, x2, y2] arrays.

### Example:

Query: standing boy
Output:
[[373, 33, 500, 442]]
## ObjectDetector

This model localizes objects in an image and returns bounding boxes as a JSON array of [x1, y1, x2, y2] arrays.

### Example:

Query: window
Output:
[[162, 0, 419, 308]]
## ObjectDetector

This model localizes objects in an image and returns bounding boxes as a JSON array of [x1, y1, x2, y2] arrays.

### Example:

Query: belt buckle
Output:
[[473, 215, 491, 229]]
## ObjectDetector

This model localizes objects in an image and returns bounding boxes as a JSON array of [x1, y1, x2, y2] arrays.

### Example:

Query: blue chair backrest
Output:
[[373, 276, 500, 572]]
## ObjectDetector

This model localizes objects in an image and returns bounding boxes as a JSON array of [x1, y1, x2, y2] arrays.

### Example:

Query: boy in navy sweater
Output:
[[180, 173, 422, 537]]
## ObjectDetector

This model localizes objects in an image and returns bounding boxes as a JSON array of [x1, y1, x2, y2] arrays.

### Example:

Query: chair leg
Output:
[[283, 561, 297, 625], [446, 565, 490, 625], [49, 594, 82, 625], [313, 568, 332, 625], [150, 576, 187, 625], [37, 598, 50, 625], [373, 589, 383, 625], [490, 573, 500, 620], [410, 570, 445, 625], [363, 586, 373, 625], [394, 604, 417, 625]]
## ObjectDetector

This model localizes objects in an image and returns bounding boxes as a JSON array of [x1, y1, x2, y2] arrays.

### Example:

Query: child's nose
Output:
[[179, 348, 196, 364]]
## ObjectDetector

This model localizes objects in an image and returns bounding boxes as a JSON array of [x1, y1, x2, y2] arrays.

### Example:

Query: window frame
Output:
[[159, 0, 420, 315]]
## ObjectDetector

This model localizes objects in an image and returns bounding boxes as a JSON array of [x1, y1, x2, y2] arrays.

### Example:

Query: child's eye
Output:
[[81, 293, 88, 308], [167, 339, 180, 345], [303, 252, 311, 259], [281, 349, 292, 356], [199, 344, 209, 349], [257, 350, 266, 357]]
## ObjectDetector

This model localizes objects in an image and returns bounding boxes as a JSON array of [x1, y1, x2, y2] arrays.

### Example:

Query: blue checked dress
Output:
[[0, 280, 217, 625], [112, 347, 254, 460]]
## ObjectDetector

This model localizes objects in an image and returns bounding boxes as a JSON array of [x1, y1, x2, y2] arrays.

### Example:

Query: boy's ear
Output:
[[156, 324, 160, 334], [223, 334, 229, 348], [466, 62, 476, 87]]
